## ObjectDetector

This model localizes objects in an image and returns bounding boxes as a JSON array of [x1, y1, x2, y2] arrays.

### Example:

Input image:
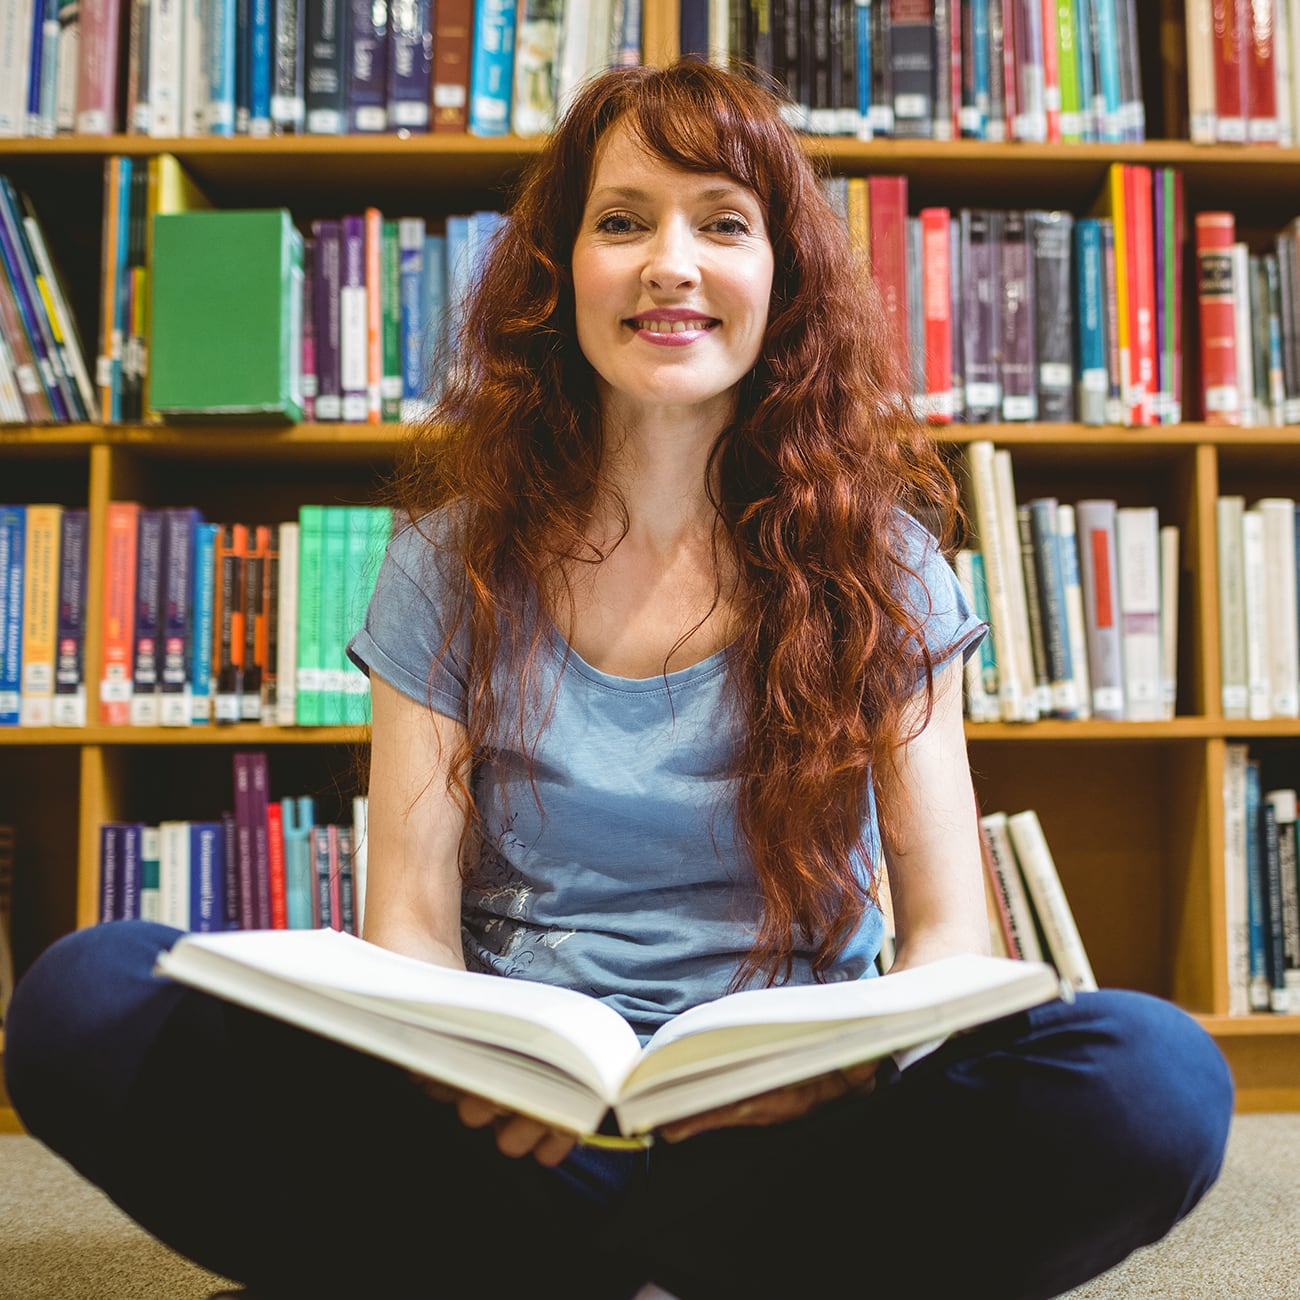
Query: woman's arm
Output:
[[362, 674, 469, 969], [881, 655, 992, 972]]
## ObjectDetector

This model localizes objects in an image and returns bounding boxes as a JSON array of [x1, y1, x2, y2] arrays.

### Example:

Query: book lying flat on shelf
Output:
[[154, 928, 1064, 1138]]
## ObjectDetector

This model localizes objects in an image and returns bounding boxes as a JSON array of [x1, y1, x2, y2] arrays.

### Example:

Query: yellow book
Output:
[[846, 176, 870, 258], [19, 504, 63, 727], [1093, 163, 1131, 426]]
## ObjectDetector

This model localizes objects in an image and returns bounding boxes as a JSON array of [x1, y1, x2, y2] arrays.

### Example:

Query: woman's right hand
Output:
[[412, 1074, 579, 1167]]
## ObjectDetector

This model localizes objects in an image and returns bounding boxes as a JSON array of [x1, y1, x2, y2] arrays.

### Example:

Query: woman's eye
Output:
[[595, 212, 640, 235], [709, 215, 751, 236]]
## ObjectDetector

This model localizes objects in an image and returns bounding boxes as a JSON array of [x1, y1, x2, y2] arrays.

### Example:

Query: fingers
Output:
[[435, 1087, 577, 1165]]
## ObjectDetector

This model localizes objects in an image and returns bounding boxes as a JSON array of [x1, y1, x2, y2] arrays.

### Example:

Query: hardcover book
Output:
[[150, 208, 304, 421], [154, 929, 1063, 1139]]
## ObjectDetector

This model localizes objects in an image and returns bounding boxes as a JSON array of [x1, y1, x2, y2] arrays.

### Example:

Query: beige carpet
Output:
[[1, 1116, 1298, 1298]]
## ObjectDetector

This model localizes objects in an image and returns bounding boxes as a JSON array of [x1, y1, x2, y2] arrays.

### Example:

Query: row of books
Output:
[[97, 755, 370, 936], [958, 440, 1180, 724], [691, 0, 1145, 143], [832, 165, 1186, 429], [0, 501, 392, 729], [1194, 210, 1300, 429], [1216, 495, 1300, 722], [1185, 0, 1300, 147], [1224, 744, 1300, 1015], [0, 0, 642, 140], [0, 175, 95, 426]]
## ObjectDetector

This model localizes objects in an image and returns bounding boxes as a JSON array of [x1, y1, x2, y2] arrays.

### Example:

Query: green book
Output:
[[318, 507, 349, 726], [295, 505, 324, 726], [341, 506, 375, 726], [150, 209, 304, 421], [381, 220, 403, 422]]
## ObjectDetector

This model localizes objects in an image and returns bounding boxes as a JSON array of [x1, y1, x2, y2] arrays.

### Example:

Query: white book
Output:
[[1232, 243, 1257, 426], [1074, 498, 1124, 721], [993, 449, 1040, 721], [1224, 743, 1251, 1016], [182, 0, 209, 136], [1115, 505, 1163, 721], [954, 549, 996, 723], [275, 520, 299, 727], [154, 928, 1063, 1140], [978, 811, 1043, 962], [0, 0, 36, 135], [1255, 498, 1300, 717], [1216, 495, 1249, 719], [158, 819, 192, 931], [148, 0, 184, 135], [1159, 524, 1180, 720], [1006, 809, 1098, 994], [1056, 503, 1092, 720], [1184, 0, 1216, 143], [139, 824, 162, 923], [0, 335, 25, 421], [963, 441, 1028, 723], [1241, 507, 1273, 719]]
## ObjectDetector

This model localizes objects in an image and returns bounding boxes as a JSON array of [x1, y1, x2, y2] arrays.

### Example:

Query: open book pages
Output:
[[154, 929, 1065, 1137]]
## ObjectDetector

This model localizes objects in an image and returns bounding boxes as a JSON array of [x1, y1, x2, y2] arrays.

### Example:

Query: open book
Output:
[[154, 928, 1064, 1138]]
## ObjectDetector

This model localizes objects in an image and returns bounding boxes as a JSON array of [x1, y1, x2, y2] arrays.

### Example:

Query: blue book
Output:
[[678, 0, 707, 59], [208, 0, 239, 134], [191, 821, 227, 932], [249, 0, 273, 133], [190, 521, 219, 724], [120, 822, 142, 922], [281, 795, 315, 929], [468, 0, 517, 137], [130, 509, 165, 726], [1245, 758, 1271, 1011], [1073, 217, 1106, 425], [348, 0, 389, 131], [0, 506, 27, 727], [854, 0, 873, 140], [959, 0, 988, 140], [1072, 0, 1096, 141], [236, 0, 252, 131], [1088, 0, 1122, 142], [398, 217, 427, 421], [52, 506, 88, 727], [968, 550, 998, 701], [99, 823, 122, 923], [387, 0, 432, 131], [422, 231, 446, 395], [444, 214, 472, 370]]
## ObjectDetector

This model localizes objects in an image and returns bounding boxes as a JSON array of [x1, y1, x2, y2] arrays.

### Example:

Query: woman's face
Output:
[[571, 118, 775, 430]]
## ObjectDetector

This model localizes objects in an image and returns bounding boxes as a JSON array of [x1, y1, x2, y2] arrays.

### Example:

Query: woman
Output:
[[6, 61, 1232, 1300]]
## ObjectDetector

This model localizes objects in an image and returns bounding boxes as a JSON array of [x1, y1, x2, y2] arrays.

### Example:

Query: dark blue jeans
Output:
[[5, 920, 1233, 1300]]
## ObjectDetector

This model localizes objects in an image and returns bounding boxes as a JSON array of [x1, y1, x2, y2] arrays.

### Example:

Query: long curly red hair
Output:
[[393, 60, 963, 987]]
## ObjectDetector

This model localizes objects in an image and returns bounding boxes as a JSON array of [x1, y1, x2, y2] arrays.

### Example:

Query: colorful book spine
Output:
[[467, 0, 516, 136], [381, 218, 402, 421], [1195, 211, 1240, 426], [206, 0, 237, 133], [52, 506, 88, 727], [319, 505, 348, 725], [20, 503, 61, 727], [129, 507, 164, 726], [189, 520, 218, 724], [0, 506, 26, 727], [311, 218, 342, 421], [266, 796, 287, 927], [339, 214, 368, 422], [75, 0, 124, 133], [158, 507, 198, 727], [231, 751, 259, 930], [99, 501, 139, 725], [275, 520, 299, 726], [294, 503, 324, 725], [190, 820, 226, 931], [281, 794, 314, 927]]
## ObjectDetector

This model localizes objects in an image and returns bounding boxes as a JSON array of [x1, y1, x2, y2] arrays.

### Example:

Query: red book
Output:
[[76, 0, 124, 134], [1038, 0, 1061, 143], [1245, 0, 1279, 143], [1124, 166, 1156, 427], [266, 800, 288, 929], [867, 175, 910, 388], [1194, 212, 1241, 425], [1211, 0, 1248, 142], [99, 501, 139, 726], [919, 207, 952, 423], [1001, 0, 1020, 141], [431, 0, 473, 133]]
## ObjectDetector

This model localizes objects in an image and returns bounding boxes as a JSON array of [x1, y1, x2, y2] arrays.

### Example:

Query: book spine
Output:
[[468, 0, 516, 136], [431, 0, 472, 132], [380, 217, 402, 421], [147, 0, 184, 135], [189, 520, 218, 724], [221, 807, 239, 928], [1114, 504, 1163, 721], [18, 504, 59, 727], [294, 504, 324, 725], [261, 522, 280, 722], [351, 792, 368, 934], [0, 509, 26, 727], [866, 174, 910, 388], [249, 749, 272, 928], [266, 796, 288, 927], [312, 823, 332, 927], [159, 507, 196, 727], [270, 0, 305, 132], [1016, 504, 1053, 715], [206, 0, 237, 133], [304, 0, 347, 133], [1159, 522, 1179, 720], [99, 501, 138, 725], [139, 824, 161, 921], [1028, 208, 1074, 422], [1074, 497, 1124, 720], [311, 219, 342, 420], [98, 823, 120, 922], [978, 810, 1043, 960], [1055, 502, 1092, 719], [129, 507, 163, 726], [363, 206, 383, 422], [960, 208, 1002, 421], [1028, 496, 1078, 717], [239, 524, 269, 721], [1224, 743, 1251, 1014], [999, 208, 1036, 420], [1195, 211, 1240, 425], [275, 520, 299, 725], [1256, 497, 1300, 718], [387, 0, 431, 130], [1217, 495, 1248, 719], [248, 0, 273, 133], [158, 819, 191, 929], [336, 822, 355, 934], [51, 505, 87, 727], [191, 821, 225, 931], [281, 794, 314, 927], [213, 521, 247, 725], [231, 751, 258, 930], [888, 0, 934, 137], [919, 206, 953, 423], [339, 214, 368, 422], [348, 0, 388, 131], [181, 0, 208, 135], [319, 505, 347, 725], [1260, 782, 1289, 1010], [76, 0, 124, 133], [1241, 506, 1271, 719], [1268, 788, 1300, 1006], [1245, 0, 1278, 143]]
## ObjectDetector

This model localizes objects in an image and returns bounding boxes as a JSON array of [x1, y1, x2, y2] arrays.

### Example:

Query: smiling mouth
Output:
[[625, 317, 719, 333]]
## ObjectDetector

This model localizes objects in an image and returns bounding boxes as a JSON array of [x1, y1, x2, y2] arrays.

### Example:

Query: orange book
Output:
[[212, 523, 248, 725], [20, 505, 63, 727], [266, 798, 288, 929], [919, 207, 952, 424], [99, 501, 140, 725], [365, 207, 383, 424], [240, 524, 271, 723]]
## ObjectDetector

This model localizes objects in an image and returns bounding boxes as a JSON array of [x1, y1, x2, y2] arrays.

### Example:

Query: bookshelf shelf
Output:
[[2, 0, 1300, 1118]]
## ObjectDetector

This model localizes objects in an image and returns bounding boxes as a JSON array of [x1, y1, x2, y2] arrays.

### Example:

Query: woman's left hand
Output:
[[658, 1059, 879, 1143]]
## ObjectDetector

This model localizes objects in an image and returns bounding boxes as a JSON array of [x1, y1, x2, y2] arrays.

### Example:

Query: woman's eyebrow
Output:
[[587, 183, 754, 205]]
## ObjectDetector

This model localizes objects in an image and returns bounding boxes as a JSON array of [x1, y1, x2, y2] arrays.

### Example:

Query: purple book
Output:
[[311, 219, 342, 421], [159, 507, 199, 727], [221, 808, 241, 929], [387, 0, 431, 131], [348, 0, 388, 131], [339, 213, 368, 422], [190, 821, 227, 932], [999, 210, 1036, 420], [120, 822, 141, 922], [248, 751, 273, 929], [130, 509, 164, 726], [52, 507, 88, 727], [231, 752, 259, 930], [99, 823, 122, 923], [960, 208, 1001, 422], [1029, 209, 1075, 423]]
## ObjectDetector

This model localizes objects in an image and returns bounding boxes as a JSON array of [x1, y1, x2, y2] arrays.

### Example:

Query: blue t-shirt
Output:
[[347, 509, 985, 1041]]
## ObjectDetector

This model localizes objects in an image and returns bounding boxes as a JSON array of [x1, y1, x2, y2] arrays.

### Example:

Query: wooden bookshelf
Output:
[[4, 0, 1300, 1120]]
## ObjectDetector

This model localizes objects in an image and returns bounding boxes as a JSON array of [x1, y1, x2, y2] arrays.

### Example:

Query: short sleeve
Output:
[[345, 513, 470, 722], [893, 511, 987, 677]]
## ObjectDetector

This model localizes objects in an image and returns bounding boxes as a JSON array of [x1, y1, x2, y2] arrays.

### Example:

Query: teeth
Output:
[[633, 318, 714, 333]]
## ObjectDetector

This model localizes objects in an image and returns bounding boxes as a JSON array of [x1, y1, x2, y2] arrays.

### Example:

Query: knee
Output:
[[3, 921, 185, 1136]]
